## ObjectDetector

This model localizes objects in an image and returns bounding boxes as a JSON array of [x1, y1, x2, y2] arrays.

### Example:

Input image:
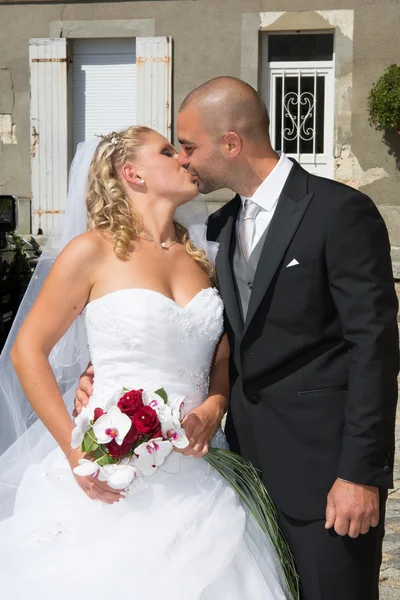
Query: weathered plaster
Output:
[[0, 114, 17, 144], [260, 11, 284, 28], [261, 11, 333, 32], [316, 10, 354, 41], [49, 18, 155, 38], [335, 144, 389, 189]]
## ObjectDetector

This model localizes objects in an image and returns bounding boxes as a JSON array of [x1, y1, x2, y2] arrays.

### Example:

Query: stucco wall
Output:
[[0, 0, 399, 237]]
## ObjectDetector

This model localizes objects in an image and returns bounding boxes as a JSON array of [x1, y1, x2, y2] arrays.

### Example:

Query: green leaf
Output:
[[82, 430, 99, 454], [91, 447, 105, 460], [97, 455, 115, 467], [154, 387, 168, 404]]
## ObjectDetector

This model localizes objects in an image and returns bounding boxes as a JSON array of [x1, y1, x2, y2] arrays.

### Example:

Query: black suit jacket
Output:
[[207, 160, 399, 520]]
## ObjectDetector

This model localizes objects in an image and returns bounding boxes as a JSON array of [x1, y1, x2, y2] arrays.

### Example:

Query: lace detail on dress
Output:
[[178, 367, 210, 396], [23, 522, 73, 548], [211, 427, 229, 450], [105, 298, 146, 353], [159, 289, 223, 342], [160, 306, 199, 340]]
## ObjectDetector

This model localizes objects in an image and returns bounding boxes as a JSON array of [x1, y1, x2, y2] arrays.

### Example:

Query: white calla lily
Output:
[[71, 412, 91, 449], [97, 464, 137, 489], [92, 406, 132, 445], [135, 438, 173, 476], [73, 459, 100, 477]]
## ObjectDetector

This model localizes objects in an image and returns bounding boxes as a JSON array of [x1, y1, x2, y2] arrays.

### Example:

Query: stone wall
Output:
[[0, 0, 399, 242]]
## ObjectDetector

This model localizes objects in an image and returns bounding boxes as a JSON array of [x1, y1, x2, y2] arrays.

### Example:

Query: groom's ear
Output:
[[121, 162, 145, 187], [222, 132, 242, 159]]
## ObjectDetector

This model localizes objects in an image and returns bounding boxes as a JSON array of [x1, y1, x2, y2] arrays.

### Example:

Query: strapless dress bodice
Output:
[[81, 287, 224, 412]]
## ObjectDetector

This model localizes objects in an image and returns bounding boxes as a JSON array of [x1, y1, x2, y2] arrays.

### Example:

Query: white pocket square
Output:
[[286, 259, 299, 268]]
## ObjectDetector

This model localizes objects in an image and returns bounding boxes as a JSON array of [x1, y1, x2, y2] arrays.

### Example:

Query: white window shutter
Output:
[[29, 38, 68, 236], [136, 37, 172, 140]]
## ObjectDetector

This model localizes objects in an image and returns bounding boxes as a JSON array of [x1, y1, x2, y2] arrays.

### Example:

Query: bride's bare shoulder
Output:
[[59, 230, 110, 262]]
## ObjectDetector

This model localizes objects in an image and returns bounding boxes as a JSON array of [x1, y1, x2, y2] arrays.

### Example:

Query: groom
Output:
[[76, 77, 398, 598], [176, 77, 399, 599]]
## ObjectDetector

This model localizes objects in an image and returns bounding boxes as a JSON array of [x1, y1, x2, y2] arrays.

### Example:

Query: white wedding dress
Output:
[[0, 287, 289, 599]]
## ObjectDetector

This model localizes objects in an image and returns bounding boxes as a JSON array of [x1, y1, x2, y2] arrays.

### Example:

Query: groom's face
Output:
[[177, 107, 228, 194]]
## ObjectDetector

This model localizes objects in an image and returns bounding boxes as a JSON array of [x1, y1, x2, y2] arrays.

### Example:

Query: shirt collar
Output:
[[239, 152, 293, 212]]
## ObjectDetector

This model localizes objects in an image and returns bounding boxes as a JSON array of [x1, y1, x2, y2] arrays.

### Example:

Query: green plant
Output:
[[6, 232, 34, 303], [368, 64, 400, 134]]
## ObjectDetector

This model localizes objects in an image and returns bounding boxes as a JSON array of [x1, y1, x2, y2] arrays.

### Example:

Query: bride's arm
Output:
[[179, 334, 230, 458], [11, 233, 99, 456]]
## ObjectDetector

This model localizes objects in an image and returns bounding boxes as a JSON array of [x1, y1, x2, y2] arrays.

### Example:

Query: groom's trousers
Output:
[[276, 491, 387, 600]]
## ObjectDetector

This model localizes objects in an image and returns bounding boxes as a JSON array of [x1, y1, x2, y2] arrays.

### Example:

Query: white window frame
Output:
[[266, 61, 335, 177]]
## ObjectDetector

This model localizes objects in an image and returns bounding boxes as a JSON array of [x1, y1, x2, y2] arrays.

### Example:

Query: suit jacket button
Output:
[[383, 465, 391, 474], [249, 394, 260, 405], [247, 282, 253, 289]]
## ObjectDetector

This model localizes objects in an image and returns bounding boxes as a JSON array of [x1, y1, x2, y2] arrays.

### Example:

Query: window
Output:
[[73, 39, 137, 149]]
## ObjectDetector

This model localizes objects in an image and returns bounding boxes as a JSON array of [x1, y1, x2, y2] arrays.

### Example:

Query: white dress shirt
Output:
[[237, 153, 293, 255]]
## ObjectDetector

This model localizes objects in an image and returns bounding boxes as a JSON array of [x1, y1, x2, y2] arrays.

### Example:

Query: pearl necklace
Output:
[[141, 234, 178, 249]]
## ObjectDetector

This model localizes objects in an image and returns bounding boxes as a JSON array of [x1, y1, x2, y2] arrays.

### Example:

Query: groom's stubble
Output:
[[178, 76, 276, 197]]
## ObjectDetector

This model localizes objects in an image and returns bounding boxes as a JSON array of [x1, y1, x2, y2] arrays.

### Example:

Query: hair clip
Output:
[[97, 132, 122, 146]]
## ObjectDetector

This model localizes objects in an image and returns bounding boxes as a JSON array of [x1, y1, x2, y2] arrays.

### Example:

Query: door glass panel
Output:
[[268, 34, 334, 62], [274, 74, 325, 154]]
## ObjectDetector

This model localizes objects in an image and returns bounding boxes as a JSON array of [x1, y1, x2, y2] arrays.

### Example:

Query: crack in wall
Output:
[[59, 4, 66, 36]]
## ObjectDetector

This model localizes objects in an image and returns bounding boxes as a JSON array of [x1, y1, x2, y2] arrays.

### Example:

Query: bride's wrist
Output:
[[65, 447, 84, 466]]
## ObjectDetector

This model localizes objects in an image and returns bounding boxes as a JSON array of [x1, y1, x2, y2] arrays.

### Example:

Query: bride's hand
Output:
[[176, 396, 225, 458], [67, 448, 124, 504], [73, 363, 94, 417]]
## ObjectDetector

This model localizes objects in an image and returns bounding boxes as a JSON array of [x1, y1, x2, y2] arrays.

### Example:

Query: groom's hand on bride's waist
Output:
[[73, 363, 94, 416], [325, 478, 380, 538]]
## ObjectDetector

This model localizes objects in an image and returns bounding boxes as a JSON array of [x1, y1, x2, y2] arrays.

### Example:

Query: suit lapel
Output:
[[243, 162, 314, 336], [215, 196, 243, 339]]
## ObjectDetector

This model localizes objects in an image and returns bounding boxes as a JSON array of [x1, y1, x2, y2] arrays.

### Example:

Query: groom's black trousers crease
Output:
[[276, 492, 387, 600]]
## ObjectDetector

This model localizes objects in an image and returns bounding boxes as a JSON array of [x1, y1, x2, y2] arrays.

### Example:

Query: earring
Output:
[[138, 178, 145, 184]]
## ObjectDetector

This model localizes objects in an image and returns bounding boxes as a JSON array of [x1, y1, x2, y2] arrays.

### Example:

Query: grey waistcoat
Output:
[[232, 223, 270, 321]]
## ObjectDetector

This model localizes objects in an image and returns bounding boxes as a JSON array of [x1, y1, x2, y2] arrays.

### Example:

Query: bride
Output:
[[0, 126, 291, 599]]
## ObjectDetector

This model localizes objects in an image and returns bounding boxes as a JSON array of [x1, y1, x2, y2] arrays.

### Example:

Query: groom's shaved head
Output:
[[177, 77, 277, 195], [179, 76, 270, 143]]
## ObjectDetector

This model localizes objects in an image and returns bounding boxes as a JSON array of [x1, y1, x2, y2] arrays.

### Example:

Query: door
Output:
[[261, 33, 335, 179]]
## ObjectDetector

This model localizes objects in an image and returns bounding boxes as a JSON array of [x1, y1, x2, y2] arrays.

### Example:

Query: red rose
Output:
[[132, 406, 160, 435], [117, 389, 144, 417], [93, 408, 105, 422], [125, 421, 140, 445], [151, 427, 163, 439], [107, 438, 131, 458]]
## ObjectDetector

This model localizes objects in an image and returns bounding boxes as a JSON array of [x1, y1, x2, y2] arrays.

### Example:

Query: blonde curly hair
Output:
[[86, 126, 214, 280]]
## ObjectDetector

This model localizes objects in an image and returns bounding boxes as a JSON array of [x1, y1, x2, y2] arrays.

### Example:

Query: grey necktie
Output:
[[239, 199, 260, 263]]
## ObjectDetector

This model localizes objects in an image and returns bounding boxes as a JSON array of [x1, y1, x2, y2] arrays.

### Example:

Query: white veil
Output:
[[0, 135, 210, 521]]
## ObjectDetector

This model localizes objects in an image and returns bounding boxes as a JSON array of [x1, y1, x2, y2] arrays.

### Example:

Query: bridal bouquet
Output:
[[71, 387, 300, 599], [70, 387, 189, 490]]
